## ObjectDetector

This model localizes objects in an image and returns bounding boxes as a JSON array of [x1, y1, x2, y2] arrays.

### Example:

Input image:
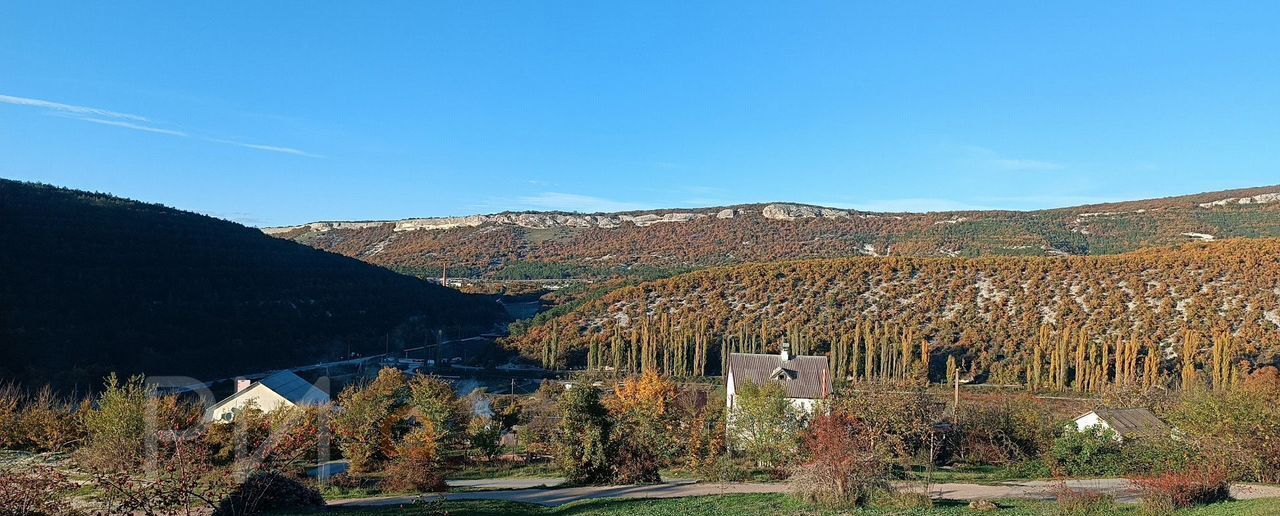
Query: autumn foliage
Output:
[[1132, 466, 1230, 510], [510, 239, 1280, 389], [790, 413, 894, 507], [278, 186, 1280, 281]]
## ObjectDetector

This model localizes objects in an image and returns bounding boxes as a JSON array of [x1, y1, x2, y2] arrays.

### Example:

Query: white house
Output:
[[204, 370, 330, 422], [1072, 407, 1168, 440], [726, 343, 831, 416]]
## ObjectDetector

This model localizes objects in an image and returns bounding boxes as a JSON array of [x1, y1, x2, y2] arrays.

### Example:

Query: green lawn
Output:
[[273, 494, 1280, 515], [448, 461, 561, 480]]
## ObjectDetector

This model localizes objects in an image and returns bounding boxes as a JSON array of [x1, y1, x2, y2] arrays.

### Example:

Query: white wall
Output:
[[726, 370, 736, 413], [1071, 412, 1125, 441], [787, 397, 818, 413], [206, 384, 295, 422], [725, 371, 824, 450], [1073, 412, 1108, 432], [726, 371, 819, 417]]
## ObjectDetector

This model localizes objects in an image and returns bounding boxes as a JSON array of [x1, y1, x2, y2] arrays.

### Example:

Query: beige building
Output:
[[205, 370, 329, 422]]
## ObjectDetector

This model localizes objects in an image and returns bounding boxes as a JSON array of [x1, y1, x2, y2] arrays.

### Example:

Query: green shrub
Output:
[[953, 394, 1056, 465], [730, 381, 801, 469], [555, 386, 613, 485], [1169, 387, 1280, 483], [996, 458, 1052, 479], [78, 374, 151, 471], [1048, 427, 1123, 477], [707, 456, 754, 482], [467, 417, 503, 462], [1119, 436, 1196, 476]]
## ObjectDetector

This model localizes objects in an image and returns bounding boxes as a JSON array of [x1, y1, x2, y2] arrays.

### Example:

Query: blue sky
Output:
[[2, 2, 1278, 226]]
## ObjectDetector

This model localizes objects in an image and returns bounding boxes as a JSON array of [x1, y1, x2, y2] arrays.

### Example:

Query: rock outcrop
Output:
[[263, 203, 854, 234], [1198, 192, 1280, 208], [760, 203, 850, 221]]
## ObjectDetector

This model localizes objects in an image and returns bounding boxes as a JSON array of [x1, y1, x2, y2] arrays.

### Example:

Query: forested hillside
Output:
[[0, 179, 507, 390], [269, 185, 1280, 280], [506, 239, 1280, 389]]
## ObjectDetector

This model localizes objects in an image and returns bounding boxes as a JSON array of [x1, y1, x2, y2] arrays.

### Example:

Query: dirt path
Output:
[[329, 478, 1280, 508]]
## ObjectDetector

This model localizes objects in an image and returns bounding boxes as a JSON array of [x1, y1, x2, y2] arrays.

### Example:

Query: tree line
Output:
[[510, 239, 1280, 390]]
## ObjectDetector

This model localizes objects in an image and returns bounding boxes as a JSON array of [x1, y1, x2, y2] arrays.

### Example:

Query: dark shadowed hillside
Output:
[[0, 179, 507, 390]]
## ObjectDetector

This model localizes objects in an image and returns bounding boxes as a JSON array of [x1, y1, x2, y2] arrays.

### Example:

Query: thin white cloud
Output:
[[992, 158, 1065, 171], [958, 144, 1066, 172], [205, 138, 324, 158], [76, 117, 188, 137], [516, 192, 650, 213], [978, 194, 1119, 209], [0, 94, 150, 122], [1, 92, 321, 158], [237, 143, 323, 158]]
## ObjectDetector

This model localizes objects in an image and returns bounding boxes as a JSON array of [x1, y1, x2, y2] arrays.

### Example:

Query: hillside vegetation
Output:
[[507, 239, 1280, 386], [0, 179, 507, 390], [270, 186, 1280, 280]]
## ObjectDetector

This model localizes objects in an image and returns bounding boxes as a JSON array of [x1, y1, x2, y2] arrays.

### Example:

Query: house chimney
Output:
[[234, 377, 252, 393], [780, 342, 791, 361]]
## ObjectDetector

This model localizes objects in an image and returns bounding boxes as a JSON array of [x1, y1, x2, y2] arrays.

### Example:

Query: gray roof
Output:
[[258, 371, 330, 405], [1086, 408, 1168, 437], [728, 353, 831, 399], [208, 370, 330, 414]]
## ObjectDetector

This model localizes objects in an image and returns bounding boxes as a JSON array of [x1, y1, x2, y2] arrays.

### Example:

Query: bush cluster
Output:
[[1133, 466, 1230, 512], [213, 472, 325, 516], [548, 372, 725, 485]]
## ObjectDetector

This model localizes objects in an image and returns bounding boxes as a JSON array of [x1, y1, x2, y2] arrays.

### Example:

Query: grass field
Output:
[[274, 494, 1280, 515]]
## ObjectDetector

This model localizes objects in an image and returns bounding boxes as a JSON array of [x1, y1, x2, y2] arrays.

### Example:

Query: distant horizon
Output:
[[10, 175, 1279, 228], [3, 2, 1278, 226]]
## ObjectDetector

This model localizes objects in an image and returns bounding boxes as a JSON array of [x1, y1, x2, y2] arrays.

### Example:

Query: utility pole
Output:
[[953, 367, 962, 417], [952, 363, 970, 417]]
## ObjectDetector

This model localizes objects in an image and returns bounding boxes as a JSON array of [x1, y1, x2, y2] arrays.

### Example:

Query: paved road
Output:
[[329, 478, 1280, 508], [448, 478, 566, 490], [330, 479, 780, 508]]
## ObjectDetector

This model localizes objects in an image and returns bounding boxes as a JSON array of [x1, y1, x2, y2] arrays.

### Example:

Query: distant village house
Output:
[[1072, 407, 1168, 440], [204, 370, 330, 422], [726, 343, 831, 416]]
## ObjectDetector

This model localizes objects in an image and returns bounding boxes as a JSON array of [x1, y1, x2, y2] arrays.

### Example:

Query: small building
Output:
[[726, 343, 831, 415], [1072, 408, 1168, 440], [205, 370, 330, 422], [499, 425, 521, 448]]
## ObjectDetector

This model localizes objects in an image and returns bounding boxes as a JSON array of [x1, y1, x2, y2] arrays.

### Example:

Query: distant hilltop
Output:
[[263, 186, 1280, 235], [261, 202, 876, 234], [264, 184, 1280, 280]]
